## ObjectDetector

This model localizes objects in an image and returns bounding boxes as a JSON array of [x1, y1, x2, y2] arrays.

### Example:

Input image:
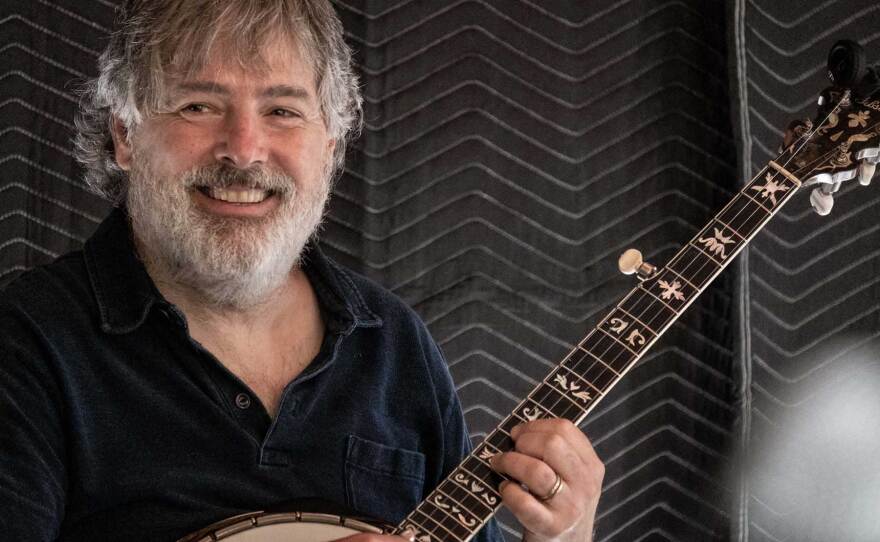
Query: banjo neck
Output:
[[395, 161, 802, 542]]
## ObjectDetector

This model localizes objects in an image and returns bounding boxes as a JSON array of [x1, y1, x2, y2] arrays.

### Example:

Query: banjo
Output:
[[181, 40, 880, 542]]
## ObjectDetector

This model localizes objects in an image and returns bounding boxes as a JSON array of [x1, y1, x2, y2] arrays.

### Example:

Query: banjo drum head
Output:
[[180, 511, 386, 542]]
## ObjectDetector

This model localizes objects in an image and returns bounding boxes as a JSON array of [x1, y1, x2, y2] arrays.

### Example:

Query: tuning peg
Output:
[[618, 248, 657, 279], [859, 161, 876, 186], [810, 186, 834, 216]]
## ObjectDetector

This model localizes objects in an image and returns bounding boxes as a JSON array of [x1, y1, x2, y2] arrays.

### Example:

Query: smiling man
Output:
[[0, 1, 603, 541]]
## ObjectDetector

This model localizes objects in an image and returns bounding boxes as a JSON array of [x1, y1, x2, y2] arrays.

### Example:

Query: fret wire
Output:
[[400, 513, 441, 542], [544, 374, 595, 411], [424, 495, 478, 539], [618, 287, 678, 334], [439, 480, 493, 519], [436, 487, 484, 527], [662, 267, 698, 291], [615, 306, 657, 336], [566, 349, 618, 394], [459, 462, 504, 497], [530, 382, 587, 420], [568, 336, 629, 394], [413, 509, 463, 542], [597, 327, 640, 356], [638, 284, 678, 313], [580, 335, 628, 380], [714, 217, 746, 241], [575, 343, 622, 376], [740, 190, 772, 212], [687, 239, 724, 265], [448, 470, 497, 512], [555, 362, 605, 396]]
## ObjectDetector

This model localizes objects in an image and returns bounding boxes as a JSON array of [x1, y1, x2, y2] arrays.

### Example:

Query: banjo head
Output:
[[181, 510, 387, 542]]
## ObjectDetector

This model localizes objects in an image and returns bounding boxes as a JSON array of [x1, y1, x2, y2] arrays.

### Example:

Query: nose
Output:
[[214, 109, 268, 169]]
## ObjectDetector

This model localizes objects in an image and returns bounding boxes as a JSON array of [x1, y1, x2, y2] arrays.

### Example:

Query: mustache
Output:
[[182, 164, 294, 195]]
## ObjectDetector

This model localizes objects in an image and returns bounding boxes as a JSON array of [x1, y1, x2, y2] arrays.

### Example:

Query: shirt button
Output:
[[235, 393, 251, 409]]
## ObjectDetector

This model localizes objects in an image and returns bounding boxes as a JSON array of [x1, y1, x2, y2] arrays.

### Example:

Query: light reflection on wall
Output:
[[748, 342, 880, 541]]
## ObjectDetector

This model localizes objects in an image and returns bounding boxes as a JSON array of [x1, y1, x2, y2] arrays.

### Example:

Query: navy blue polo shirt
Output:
[[0, 208, 502, 541]]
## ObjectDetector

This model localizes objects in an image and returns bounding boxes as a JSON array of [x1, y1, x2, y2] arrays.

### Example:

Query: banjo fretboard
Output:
[[394, 161, 803, 542]]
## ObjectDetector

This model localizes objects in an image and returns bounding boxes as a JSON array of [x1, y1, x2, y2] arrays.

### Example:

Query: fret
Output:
[[597, 327, 638, 356], [461, 456, 507, 491], [438, 479, 494, 518], [618, 287, 678, 333], [688, 238, 725, 266], [597, 308, 657, 355], [664, 267, 698, 291], [413, 508, 466, 542], [530, 381, 589, 419], [717, 192, 771, 240], [474, 442, 501, 465], [666, 244, 721, 289], [578, 330, 636, 373], [511, 397, 554, 424], [420, 495, 480, 540], [562, 348, 622, 393], [484, 416, 521, 453], [744, 166, 799, 212], [552, 364, 604, 397], [450, 467, 501, 508], [613, 306, 656, 336], [432, 490, 483, 531], [713, 217, 746, 242], [399, 517, 440, 542], [691, 220, 746, 265]]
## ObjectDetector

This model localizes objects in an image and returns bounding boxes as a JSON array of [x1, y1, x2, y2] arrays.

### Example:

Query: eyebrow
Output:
[[174, 81, 312, 100]]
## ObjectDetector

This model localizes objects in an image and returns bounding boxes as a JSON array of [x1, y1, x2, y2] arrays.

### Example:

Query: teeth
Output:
[[208, 188, 269, 203]]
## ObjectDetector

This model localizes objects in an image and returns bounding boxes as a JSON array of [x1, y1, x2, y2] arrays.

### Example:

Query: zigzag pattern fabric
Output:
[[3, 1, 874, 540], [733, 2, 880, 541]]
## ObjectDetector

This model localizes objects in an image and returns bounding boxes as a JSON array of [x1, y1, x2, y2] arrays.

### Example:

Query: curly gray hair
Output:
[[74, 0, 362, 203]]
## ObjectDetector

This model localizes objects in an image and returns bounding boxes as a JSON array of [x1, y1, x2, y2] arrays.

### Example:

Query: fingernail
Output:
[[510, 424, 522, 437]]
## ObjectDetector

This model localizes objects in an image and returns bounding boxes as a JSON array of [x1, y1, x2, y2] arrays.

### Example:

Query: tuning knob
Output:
[[810, 186, 834, 216], [618, 248, 657, 279], [859, 161, 876, 186]]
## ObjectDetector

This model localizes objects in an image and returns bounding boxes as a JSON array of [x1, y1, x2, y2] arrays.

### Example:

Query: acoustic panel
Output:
[[732, 2, 880, 541], [1, 1, 741, 540]]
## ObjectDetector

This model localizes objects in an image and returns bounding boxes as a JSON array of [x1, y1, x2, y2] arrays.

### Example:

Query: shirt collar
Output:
[[83, 207, 383, 334]]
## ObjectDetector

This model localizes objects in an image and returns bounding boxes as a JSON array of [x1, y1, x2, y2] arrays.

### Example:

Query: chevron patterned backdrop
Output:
[[1, 1, 876, 541], [731, 2, 880, 542]]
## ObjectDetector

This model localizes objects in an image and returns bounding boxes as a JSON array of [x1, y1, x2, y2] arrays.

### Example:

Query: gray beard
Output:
[[126, 160, 330, 310]]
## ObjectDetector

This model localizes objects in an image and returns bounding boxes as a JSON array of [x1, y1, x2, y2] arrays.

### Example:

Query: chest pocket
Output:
[[344, 434, 426, 524]]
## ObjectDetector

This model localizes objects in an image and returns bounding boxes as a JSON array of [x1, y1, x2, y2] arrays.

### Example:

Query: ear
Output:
[[109, 115, 133, 171]]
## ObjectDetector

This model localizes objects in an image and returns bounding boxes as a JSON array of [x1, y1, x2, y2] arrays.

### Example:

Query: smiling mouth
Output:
[[196, 186, 276, 204]]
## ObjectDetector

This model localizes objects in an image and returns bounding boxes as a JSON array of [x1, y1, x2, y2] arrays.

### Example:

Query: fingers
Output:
[[510, 419, 601, 472], [489, 419, 605, 539]]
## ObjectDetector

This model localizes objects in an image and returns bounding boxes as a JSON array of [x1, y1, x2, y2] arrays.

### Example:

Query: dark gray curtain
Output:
[[1, 1, 877, 540]]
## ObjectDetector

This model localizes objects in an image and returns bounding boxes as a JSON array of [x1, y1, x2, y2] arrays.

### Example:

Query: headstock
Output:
[[776, 40, 880, 215]]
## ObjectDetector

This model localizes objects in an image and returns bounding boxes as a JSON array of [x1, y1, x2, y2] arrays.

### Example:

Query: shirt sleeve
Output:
[[0, 313, 67, 540]]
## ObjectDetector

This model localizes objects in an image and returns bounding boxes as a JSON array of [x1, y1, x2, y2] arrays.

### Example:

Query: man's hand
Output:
[[490, 419, 604, 542]]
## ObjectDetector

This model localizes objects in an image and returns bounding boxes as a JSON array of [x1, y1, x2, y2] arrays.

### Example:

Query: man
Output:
[[0, 1, 603, 540]]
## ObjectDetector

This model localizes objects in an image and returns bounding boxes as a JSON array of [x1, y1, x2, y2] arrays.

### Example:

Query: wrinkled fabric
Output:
[[0, 207, 502, 542]]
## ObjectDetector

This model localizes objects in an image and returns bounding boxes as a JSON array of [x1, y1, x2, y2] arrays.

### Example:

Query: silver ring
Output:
[[538, 472, 564, 502]]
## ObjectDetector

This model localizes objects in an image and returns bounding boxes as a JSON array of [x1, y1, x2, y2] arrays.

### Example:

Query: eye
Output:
[[180, 103, 211, 114], [270, 108, 300, 118]]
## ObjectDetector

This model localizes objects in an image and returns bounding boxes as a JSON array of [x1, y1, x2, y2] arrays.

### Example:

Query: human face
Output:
[[113, 40, 336, 309]]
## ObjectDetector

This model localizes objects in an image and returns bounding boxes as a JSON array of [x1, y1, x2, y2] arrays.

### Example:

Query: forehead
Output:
[[168, 33, 318, 96]]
